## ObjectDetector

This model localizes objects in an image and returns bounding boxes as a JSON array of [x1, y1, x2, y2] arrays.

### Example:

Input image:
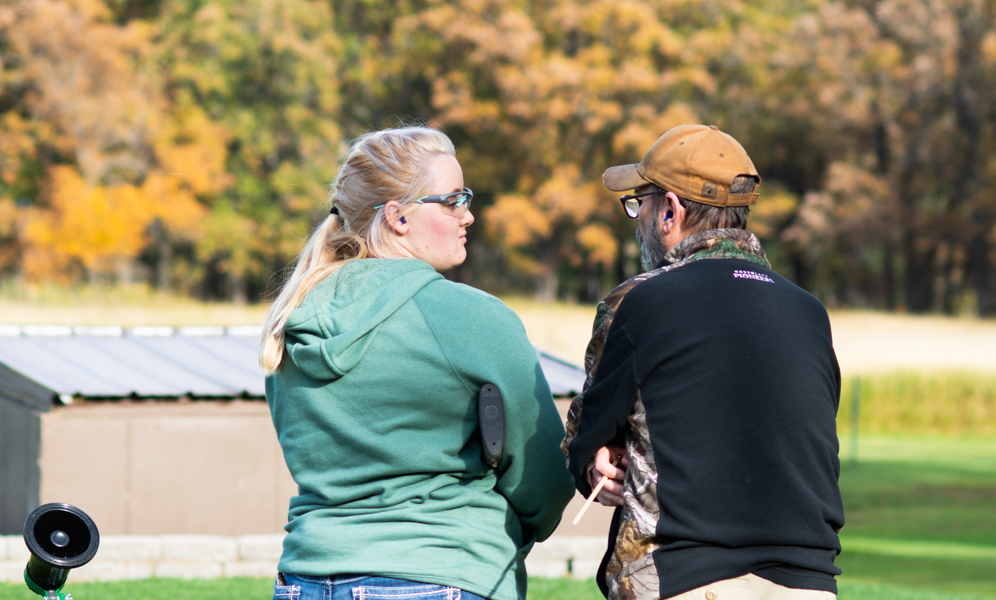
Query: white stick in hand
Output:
[[572, 474, 610, 526]]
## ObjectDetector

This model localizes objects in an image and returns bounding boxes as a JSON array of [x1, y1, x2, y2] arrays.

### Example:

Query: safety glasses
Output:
[[374, 188, 474, 217]]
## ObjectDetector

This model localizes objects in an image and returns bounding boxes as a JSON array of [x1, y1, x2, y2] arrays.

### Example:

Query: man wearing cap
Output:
[[562, 124, 844, 600]]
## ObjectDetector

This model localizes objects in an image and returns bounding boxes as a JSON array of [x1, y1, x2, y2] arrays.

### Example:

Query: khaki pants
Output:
[[663, 574, 836, 600]]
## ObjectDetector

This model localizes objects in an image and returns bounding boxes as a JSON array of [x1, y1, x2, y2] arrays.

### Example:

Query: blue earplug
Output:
[[400, 217, 406, 224]]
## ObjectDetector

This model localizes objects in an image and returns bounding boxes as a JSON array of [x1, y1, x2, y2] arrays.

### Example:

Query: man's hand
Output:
[[585, 446, 628, 506]]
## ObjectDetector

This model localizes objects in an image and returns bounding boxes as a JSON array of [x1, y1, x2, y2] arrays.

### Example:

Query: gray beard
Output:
[[636, 216, 668, 272]]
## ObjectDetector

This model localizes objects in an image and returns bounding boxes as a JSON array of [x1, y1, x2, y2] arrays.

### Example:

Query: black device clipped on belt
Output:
[[478, 383, 504, 468]]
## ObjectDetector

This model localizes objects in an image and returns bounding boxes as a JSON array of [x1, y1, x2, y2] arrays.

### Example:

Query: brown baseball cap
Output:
[[603, 124, 761, 207]]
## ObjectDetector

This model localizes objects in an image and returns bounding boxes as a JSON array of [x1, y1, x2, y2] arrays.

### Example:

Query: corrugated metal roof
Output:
[[0, 325, 586, 401], [535, 348, 587, 398]]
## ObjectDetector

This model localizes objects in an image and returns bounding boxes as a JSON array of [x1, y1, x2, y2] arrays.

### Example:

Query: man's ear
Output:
[[383, 201, 409, 235], [661, 191, 685, 235]]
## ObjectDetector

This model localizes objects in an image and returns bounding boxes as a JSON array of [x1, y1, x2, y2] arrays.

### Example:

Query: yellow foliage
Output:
[[613, 103, 700, 161], [0, 113, 41, 186], [0, 197, 16, 238], [23, 168, 143, 278], [485, 194, 551, 248], [0, 197, 20, 272], [984, 31, 996, 64], [62, 0, 112, 22], [577, 223, 618, 266], [152, 108, 232, 197], [485, 161, 620, 274], [140, 172, 208, 236], [535, 165, 600, 223], [748, 189, 799, 239], [10, 0, 160, 183], [21, 166, 207, 281], [5, 0, 993, 307], [196, 209, 260, 277]]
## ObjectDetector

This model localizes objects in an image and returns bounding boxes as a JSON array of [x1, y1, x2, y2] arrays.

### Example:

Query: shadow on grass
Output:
[[839, 460, 996, 546], [836, 452, 996, 599], [839, 581, 993, 600], [838, 551, 996, 598]]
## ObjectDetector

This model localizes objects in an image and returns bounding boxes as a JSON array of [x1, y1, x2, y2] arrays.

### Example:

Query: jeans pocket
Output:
[[274, 575, 302, 600], [352, 583, 462, 600]]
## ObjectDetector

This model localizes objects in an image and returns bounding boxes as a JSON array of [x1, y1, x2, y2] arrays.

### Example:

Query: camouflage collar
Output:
[[660, 228, 770, 269]]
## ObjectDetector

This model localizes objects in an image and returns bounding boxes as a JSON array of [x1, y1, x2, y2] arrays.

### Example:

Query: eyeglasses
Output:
[[619, 189, 659, 219], [374, 188, 474, 217]]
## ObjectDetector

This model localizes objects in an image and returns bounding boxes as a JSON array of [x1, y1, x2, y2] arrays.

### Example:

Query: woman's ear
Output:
[[383, 201, 409, 235]]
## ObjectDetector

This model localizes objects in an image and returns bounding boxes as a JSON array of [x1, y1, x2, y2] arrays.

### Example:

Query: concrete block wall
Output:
[[0, 535, 282, 582], [524, 536, 607, 579], [0, 534, 605, 582]]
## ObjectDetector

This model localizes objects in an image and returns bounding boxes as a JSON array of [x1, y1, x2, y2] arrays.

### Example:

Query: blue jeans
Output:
[[274, 573, 490, 600]]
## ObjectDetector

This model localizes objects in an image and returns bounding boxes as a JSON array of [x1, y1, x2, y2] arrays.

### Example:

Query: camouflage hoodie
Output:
[[562, 228, 772, 600]]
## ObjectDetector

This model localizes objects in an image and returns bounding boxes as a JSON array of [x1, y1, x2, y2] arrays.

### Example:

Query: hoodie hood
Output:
[[283, 259, 443, 380]]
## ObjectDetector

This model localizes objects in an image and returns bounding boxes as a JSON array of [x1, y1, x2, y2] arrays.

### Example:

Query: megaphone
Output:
[[22, 503, 100, 600]]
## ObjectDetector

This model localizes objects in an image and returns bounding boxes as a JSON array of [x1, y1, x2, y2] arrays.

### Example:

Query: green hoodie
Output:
[[266, 258, 575, 600]]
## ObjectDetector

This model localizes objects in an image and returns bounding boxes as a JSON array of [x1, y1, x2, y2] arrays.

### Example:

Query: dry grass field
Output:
[[0, 286, 270, 327], [2, 286, 996, 374], [507, 301, 996, 435], [829, 311, 996, 375], [508, 299, 996, 376]]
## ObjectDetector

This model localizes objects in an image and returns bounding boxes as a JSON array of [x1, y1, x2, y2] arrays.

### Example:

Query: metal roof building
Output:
[[0, 324, 585, 535], [0, 325, 585, 403]]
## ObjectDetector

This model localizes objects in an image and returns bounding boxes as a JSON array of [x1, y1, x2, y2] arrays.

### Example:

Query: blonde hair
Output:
[[259, 127, 456, 374]]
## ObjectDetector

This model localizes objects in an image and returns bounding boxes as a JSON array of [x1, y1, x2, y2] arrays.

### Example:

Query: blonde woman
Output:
[[260, 127, 574, 600]]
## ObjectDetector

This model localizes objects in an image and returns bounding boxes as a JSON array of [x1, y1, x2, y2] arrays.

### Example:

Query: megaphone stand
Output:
[[22, 503, 100, 600], [23, 570, 70, 600]]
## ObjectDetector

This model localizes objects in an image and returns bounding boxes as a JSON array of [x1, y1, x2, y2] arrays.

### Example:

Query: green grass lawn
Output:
[[2, 437, 993, 600], [2, 578, 993, 600], [834, 437, 996, 598]]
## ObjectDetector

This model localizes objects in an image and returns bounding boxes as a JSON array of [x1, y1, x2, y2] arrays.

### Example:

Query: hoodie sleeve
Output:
[[415, 281, 575, 542]]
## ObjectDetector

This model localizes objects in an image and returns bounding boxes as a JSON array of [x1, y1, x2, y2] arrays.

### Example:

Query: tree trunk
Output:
[[791, 250, 809, 292], [116, 257, 134, 284], [939, 243, 959, 315], [535, 270, 557, 302], [156, 222, 172, 292], [203, 260, 221, 301], [883, 239, 896, 311], [535, 242, 559, 302], [951, 2, 992, 315], [968, 236, 996, 315], [231, 272, 248, 305], [904, 232, 936, 313], [614, 232, 629, 286]]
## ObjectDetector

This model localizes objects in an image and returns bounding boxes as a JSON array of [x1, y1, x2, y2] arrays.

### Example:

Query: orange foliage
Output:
[[139, 173, 208, 236], [577, 224, 618, 267], [4, 0, 996, 309], [152, 108, 232, 198], [21, 166, 206, 281], [23, 168, 145, 279], [8, 0, 160, 184]]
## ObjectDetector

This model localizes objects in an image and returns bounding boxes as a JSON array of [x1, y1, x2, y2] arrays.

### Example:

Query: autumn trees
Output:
[[1, 0, 995, 314], [1, 0, 339, 300], [776, 0, 996, 313]]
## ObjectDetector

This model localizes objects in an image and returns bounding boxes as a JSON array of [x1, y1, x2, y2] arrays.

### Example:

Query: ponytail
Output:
[[259, 215, 368, 373], [259, 126, 456, 374]]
